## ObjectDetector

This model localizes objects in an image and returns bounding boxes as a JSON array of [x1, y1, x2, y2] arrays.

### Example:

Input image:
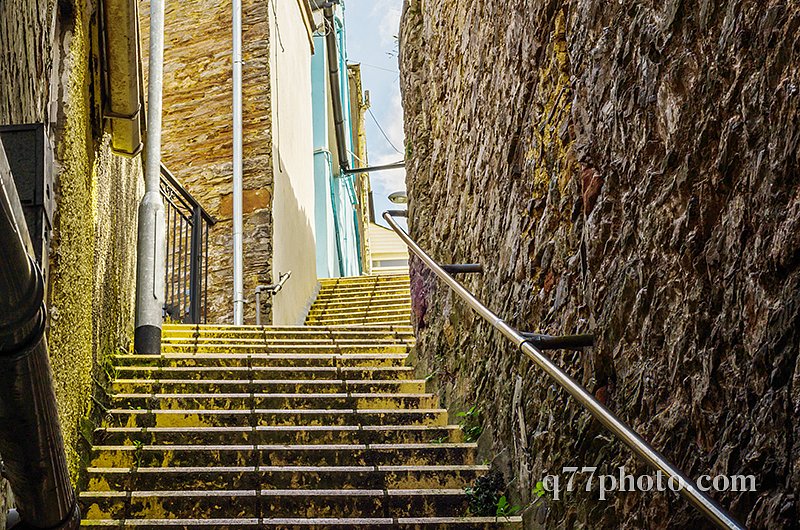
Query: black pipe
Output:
[[442, 264, 483, 275], [0, 145, 79, 528], [323, 6, 350, 171], [520, 333, 595, 351], [341, 160, 405, 175]]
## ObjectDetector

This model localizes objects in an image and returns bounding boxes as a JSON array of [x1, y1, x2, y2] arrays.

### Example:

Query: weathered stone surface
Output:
[[1, 0, 142, 513], [140, 0, 274, 324], [400, 1, 800, 528]]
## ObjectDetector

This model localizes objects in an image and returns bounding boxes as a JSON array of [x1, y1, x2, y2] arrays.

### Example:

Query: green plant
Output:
[[533, 480, 548, 498], [465, 470, 506, 516], [456, 405, 483, 442], [495, 495, 521, 517]]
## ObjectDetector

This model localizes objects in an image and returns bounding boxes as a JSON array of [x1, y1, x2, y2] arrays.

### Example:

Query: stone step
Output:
[[109, 393, 439, 411], [313, 289, 411, 301], [93, 425, 463, 446], [86, 463, 487, 490], [157, 344, 410, 354], [161, 329, 416, 341], [111, 379, 427, 395], [307, 317, 412, 327], [80, 488, 469, 519], [112, 353, 409, 368], [311, 293, 411, 306], [113, 366, 416, 381], [161, 334, 414, 348], [320, 276, 411, 290], [307, 307, 412, 320], [90, 443, 477, 468], [80, 516, 522, 529], [318, 275, 409, 286], [105, 408, 448, 428]]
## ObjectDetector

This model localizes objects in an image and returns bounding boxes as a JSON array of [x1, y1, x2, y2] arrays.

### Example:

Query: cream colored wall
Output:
[[269, 1, 318, 325], [368, 222, 409, 275]]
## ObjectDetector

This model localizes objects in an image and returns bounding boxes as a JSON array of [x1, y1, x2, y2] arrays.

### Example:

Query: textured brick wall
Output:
[[140, 0, 273, 324], [1, 0, 141, 514], [400, 1, 799, 528]]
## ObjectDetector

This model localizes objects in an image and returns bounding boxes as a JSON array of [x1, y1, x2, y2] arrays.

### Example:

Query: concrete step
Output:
[[157, 344, 411, 354], [160, 337, 414, 348], [105, 408, 449, 428], [111, 379, 427, 395], [311, 293, 411, 306], [161, 324, 414, 336], [80, 488, 470, 519], [307, 306, 412, 319], [319, 275, 411, 290], [161, 328, 415, 342], [90, 443, 477, 468], [109, 393, 439, 411], [93, 425, 463, 446], [113, 366, 417, 381], [80, 516, 523, 529], [314, 288, 411, 300], [86, 463, 487, 490], [112, 353, 409, 368], [318, 274, 409, 285], [307, 317, 412, 327]]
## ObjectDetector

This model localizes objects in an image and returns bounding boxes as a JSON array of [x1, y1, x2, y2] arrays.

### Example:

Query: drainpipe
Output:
[[101, 0, 143, 157], [134, 0, 167, 354], [323, 5, 350, 172], [0, 146, 79, 528], [232, 0, 244, 325]]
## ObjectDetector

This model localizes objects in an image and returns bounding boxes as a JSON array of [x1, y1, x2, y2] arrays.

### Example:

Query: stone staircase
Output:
[[80, 275, 522, 528], [306, 275, 413, 327]]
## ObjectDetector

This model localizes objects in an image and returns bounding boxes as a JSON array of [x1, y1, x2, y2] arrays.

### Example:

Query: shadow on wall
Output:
[[270, 150, 319, 326]]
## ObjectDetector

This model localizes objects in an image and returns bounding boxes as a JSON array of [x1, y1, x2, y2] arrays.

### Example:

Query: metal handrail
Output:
[[159, 165, 215, 324], [254, 271, 292, 326], [383, 210, 744, 530], [160, 165, 215, 225]]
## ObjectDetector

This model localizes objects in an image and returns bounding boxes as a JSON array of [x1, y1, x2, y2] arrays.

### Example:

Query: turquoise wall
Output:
[[311, 4, 362, 278]]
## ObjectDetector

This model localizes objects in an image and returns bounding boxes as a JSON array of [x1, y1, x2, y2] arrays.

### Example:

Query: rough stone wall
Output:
[[1, 0, 141, 507], [400, 1, 799, 528], [140, 0, 273, 324]]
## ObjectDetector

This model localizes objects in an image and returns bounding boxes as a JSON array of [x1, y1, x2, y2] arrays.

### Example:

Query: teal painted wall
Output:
[[311, 4, 362, 278]]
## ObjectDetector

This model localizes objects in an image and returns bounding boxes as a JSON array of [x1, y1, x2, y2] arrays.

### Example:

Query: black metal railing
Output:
[[159, 165, 215, 324]]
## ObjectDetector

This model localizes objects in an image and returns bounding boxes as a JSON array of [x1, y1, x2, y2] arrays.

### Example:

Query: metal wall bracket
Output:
[[519, 333, 595, 351], [442, 264, 483, 275]]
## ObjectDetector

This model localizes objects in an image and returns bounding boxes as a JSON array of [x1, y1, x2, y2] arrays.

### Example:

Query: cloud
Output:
[[375, 4, 402, 48]]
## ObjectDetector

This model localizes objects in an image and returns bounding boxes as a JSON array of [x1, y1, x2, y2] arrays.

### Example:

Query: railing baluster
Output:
[[159, 165, 216, 325], [203, 222, 209, 324]]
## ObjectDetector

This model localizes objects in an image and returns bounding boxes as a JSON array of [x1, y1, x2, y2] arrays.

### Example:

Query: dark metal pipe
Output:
[[0, 146, 79, 528], [520, 333, 595, 351], [323, 6, 350, 171], [442, 264, 483, 275], [341, 160, 405, 175]]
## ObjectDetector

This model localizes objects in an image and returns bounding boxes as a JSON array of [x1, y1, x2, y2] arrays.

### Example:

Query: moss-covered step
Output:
[[86, 463, 490, 491], [112, 365, 416, 381], [80, 488, 470, 519], [93, 424, 464, 446], [104, 408, 449, 429], [110, 378, 427, 395]]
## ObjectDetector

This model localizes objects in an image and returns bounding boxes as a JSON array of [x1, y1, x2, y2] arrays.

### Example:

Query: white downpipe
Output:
[[133, 0, 166, 354], [232, 0, 244, 324]]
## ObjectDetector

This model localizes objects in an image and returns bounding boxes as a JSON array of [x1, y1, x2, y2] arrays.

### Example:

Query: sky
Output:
[[343, 0, 406, 227]]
